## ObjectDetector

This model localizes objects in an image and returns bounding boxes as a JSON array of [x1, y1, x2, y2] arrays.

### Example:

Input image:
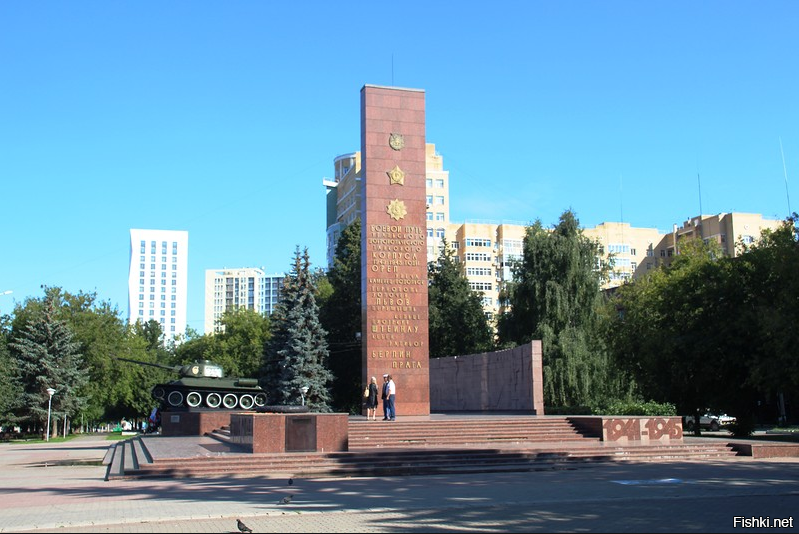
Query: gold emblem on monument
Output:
[[389, 132, 405, 151], [387, 165, 405, 186], [386, 199, 408, 221]]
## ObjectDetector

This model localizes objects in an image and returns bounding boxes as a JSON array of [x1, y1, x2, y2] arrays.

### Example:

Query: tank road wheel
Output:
[[186, 391, 202, 408], [167, 391, 183, 407], [254, 393, 267, 407], [222, 393, 238, 409], [206, 392, 222, 408], [152, 387, 166, 400], [239, 394, 255, 410]]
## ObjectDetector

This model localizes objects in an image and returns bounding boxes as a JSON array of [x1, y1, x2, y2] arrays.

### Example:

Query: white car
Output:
[[683, 413, 736, 432]]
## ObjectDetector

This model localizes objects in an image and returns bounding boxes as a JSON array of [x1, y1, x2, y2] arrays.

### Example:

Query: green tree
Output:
[[497, 210, 614, 407], [0, 314, 22, 426], [319, 219, 363, 413], [262, 247, 334, 411], [428, 238, 494, 358], [604, 238, 759, 434], [211, 308, 271, 378], [9, 292, 89, 435], [741, 215, 799, 393]]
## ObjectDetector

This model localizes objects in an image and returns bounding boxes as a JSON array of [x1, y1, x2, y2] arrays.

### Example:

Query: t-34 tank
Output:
[[117, 357, 267, 410]]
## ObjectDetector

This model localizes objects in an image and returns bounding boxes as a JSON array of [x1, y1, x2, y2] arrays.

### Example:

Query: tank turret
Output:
[[117, 357, 266, 411]]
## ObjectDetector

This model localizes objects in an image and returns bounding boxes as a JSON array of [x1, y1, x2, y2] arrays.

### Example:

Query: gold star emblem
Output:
[[386, 199, 407, 221], [387, 165, 405, 186]]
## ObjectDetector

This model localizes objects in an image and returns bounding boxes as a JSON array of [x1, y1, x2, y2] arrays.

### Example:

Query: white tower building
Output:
[[128, 229, 189, 340]]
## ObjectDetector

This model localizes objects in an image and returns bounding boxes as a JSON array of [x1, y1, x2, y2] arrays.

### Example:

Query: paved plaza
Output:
[[1, 435, 798, 533]]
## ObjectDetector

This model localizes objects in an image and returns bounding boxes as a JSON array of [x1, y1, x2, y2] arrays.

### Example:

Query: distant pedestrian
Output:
[[381, 374, 390, 420], [365, 376, 379, 421], [386, 374, 396, 421]]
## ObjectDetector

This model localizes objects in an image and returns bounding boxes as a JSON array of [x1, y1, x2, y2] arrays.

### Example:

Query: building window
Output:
[[465, 252, 492, 262], [465, 238, 492, 248], [425, 178, 432, 188], [435, 196, 445, 205], [435, 212, 445, 221], [435, 179, 444, 188], [436, 228, 445, 238], [660, 250, 666, 257], [630, 248, 636, 256], [469, 282, 493, 291], [427, 212, 433, 221], [426, 195, 433, 205], [427, 228, 434, 237]]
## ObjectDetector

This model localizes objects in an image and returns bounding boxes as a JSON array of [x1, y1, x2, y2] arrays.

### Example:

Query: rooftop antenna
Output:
[[780, 137, 792, 216], [697, 172, 703, 216]]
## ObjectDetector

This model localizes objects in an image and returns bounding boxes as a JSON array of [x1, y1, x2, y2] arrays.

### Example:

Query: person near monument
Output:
[[381, 374, 390, 420], [365, 376, 379, 421], [387, 374, 396, 421]]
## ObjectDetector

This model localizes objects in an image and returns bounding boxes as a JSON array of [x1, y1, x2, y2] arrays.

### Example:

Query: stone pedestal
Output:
[[229, 413, 349, 453], [161, 409, 237, 437], [568, 416, 684, 443]]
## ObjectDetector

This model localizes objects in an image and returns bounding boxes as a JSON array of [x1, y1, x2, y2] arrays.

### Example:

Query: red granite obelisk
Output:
[[360, 85, 430, 416]]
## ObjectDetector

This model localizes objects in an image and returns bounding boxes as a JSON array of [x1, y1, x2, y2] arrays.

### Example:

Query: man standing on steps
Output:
[[381, 374, 390, 420], [387, 374, 396, 421]]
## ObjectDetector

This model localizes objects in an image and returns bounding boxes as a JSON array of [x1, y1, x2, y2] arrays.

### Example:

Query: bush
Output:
[[727, 415, 755, 437], [544, 406, 593, 415], [591, 399, 677, 416]]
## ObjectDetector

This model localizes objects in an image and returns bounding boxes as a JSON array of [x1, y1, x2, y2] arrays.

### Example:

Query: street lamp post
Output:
[[300, 386, 309, 406], [45, 388, 56, 441]]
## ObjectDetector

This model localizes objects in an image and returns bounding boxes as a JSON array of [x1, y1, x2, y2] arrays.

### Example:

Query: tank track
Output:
[[152, 386, 267, 410]]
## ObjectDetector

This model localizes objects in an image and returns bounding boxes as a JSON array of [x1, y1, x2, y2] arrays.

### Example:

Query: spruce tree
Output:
[[0, 315, 22, 426], [262, 247, 334, 411], [428, 239, 494, 358], [319, 219, 363, 413], [9, 293, 88, 433]]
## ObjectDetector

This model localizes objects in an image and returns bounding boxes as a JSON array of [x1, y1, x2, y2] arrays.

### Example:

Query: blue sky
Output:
[[2, 2, 797, 332]]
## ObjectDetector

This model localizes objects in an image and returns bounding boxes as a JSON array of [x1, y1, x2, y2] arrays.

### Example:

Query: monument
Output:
[[360, 85, 430, 416]]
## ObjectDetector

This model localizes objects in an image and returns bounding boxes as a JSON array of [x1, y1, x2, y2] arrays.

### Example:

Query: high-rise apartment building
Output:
[[203, 268, 284, 334], [324, 144, 451, 267], [128, 229, 189, 339]]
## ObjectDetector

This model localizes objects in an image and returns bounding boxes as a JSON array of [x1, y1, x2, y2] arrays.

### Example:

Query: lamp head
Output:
[[46, 387, 56, 397], [301, 386, 309, 395]]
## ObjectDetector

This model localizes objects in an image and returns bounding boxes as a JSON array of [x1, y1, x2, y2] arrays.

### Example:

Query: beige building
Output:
[[651, 212, 783, 270], [582, 222, 664, 288], [324, 146, 784, 322]]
